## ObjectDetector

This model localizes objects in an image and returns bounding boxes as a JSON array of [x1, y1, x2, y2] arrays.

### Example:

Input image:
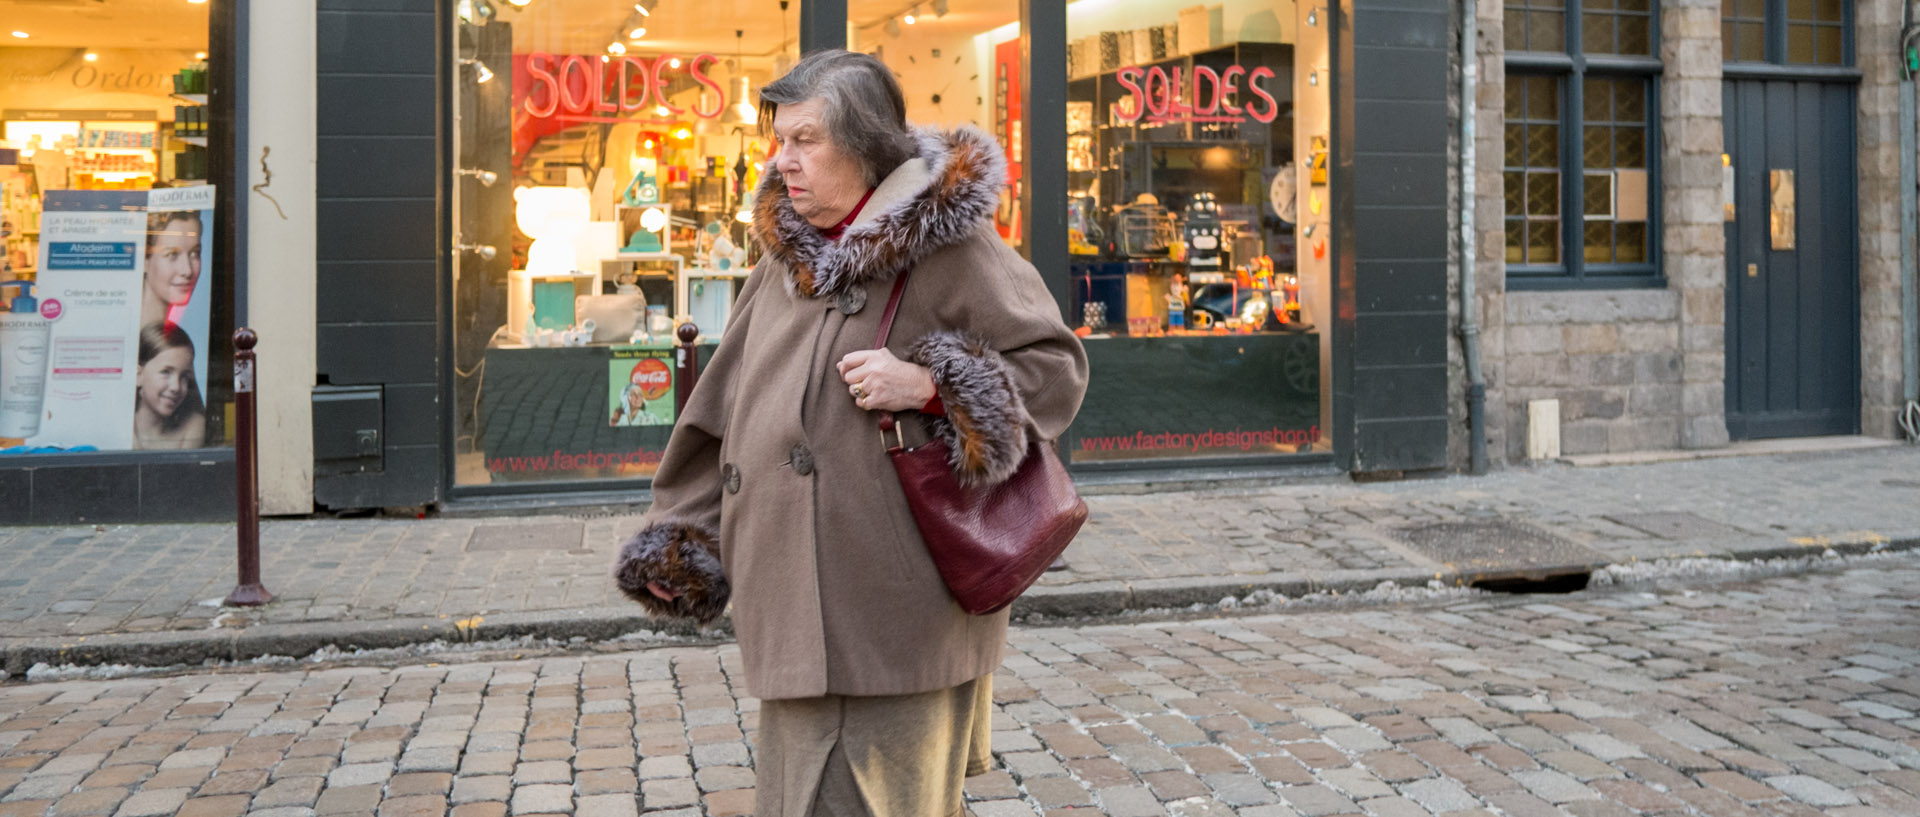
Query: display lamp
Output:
[[736, 191, 755, 223], [624, 207, 668, 253], [514, 186, 591, 276]]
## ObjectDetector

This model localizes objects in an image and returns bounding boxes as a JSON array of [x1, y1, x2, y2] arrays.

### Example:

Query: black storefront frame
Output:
[[433, 0, 1369, 505], [0, 0, 247, 525]]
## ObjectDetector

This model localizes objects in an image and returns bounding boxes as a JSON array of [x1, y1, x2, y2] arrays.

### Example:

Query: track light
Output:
[[83, 51, 98, 62], [457, 167, 499, 186], [1308, 70, 1318, 86], [904, 4, 920, 24], [885, 17, 901, 37], [459, 58, 493, 83], [454, 241, 498, 261], [1307, 8, 1319, 26], [507, 0, 532, 6], [607, 41, 627, 55], [931, 0, 948, 16], [630, 27, 647, 39]]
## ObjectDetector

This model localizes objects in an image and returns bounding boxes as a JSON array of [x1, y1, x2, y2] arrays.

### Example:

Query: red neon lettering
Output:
[[592, 59, 618, 113], [1218, 66, 1245, 116], [1167, 66, 1192, 115], [1193, 66, 1222, 115], [690, 54, 724, 118], [1115, 67, 1144, 123], [1143, 67, 1171, 116], [1245, 67, 1278, 123], [524, 54, 559, 118], [559, 55, 593, 114], [618, 57, 650, 110], [652, 54, 684, 115]]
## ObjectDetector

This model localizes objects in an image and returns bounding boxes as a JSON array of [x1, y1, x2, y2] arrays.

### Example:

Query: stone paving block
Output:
[[252, 776, 325, 808], [1094, 785, 1166, 817], [573, 769, 637, 796], [451, 775, 511, 805], [326, 762, 394, 789], [109, 787, 188, 817], [640, 778, 698, 810], [173, 794, 249, 817], [693, 765, 753, 792], [964, 770, 1020, 800], [969, 799, 1041, 817], [637, 755, 691, 780], [1765, 775, 1860, 807], [1202, 773, 1278, 806], [509, 783, 572, 815], [572, 793, 639, 817], [51, 787, 128, 817], [1279, 784, 1361, 816]]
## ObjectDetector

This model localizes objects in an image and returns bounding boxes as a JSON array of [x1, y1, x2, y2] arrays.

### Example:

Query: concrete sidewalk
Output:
[[2, 442, 1916, 674]]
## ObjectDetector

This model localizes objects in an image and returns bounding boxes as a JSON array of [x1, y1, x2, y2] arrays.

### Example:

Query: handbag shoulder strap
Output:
[[872, 270, 913, 435]]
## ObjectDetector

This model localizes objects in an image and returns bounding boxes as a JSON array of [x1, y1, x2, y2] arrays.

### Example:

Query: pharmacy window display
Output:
[[450, 0, 796, 485], [0, 0, 224, 460], [1062, 0, 1331, 463]]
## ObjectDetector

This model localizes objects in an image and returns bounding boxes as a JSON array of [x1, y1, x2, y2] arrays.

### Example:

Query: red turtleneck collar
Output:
[[816, 187, 877, 242]]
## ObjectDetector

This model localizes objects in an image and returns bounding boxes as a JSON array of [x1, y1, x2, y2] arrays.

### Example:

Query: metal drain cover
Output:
[[1604, 511, 1738, 540], [1398, 520, 1606, 583], [467, 521, 585, 552]]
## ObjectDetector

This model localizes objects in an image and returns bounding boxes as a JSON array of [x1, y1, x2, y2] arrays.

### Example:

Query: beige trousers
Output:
[[754, 675, 994, 817]]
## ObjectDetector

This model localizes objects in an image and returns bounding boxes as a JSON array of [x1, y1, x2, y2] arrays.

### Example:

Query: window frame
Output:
[[1504, 6, 1666, 290], [1722, 0, 1854, 67]]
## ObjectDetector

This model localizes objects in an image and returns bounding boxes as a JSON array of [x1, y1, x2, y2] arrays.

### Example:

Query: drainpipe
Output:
[[1902, 14, 1920, 441], [1460, 0, 1489, 472]]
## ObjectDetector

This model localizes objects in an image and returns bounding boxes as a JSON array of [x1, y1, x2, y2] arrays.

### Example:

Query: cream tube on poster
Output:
[[0, 282, 51, 439]]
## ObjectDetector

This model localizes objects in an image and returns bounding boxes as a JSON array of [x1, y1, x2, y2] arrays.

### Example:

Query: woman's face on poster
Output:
[[138, 345, 194, 418], [147, 219, 202, 307]]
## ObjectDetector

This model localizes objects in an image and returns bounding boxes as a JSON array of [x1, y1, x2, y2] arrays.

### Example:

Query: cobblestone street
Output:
[[3, 552, 1919, 816]]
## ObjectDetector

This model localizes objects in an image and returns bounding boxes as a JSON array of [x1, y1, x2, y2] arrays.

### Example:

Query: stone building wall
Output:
[[1858, 0, 1908, 438]]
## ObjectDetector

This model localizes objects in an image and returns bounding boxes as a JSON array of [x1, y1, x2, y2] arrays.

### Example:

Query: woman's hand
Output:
[[837, 348, 936, 412]]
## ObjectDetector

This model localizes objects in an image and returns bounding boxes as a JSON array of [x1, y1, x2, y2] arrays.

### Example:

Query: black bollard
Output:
[[225, 329, 273, 607], [675, 322, 700, 414]]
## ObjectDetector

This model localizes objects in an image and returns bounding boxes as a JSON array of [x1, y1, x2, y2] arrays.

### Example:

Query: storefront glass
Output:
[[0, 1, 228, 459], [853, 0, 1023, 246], [1061, 0, 1332, 462], [451, 0, 797, 485]]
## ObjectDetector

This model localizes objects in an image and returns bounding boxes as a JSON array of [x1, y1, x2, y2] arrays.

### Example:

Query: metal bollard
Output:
[[224, 328, 273, 607], [675, 322, 700, 414]]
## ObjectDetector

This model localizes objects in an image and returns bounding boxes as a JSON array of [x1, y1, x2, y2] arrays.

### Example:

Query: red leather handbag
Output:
[[871, 270, 1088, 615]]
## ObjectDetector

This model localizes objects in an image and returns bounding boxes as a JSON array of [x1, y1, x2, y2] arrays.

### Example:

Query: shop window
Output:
[[1060, 0, 1331, 463], [855, 0, 1022, 246], [1506, 0, 1569, 52], [1721, 0, 1849, 66], [0, 0, 229, 457], [1503, 0, 1660, 287], [449, 1, 797, 486]]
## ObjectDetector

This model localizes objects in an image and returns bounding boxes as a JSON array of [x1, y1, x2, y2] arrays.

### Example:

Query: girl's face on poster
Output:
[[138, 345, 194, 418], [147, 219, 202, 307]]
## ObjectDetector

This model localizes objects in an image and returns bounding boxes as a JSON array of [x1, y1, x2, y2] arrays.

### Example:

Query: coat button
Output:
[[722, 463, 741, 494], [789, 444, 814, 476], [835, 287, 867, 315]]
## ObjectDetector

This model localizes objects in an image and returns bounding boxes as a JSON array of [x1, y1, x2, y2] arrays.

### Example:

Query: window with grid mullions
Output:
[[1503, 0, 1661, 287], [1722, 0, 1851, 66]]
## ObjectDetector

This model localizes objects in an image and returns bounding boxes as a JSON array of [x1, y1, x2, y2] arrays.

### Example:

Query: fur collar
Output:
[[751, 125, 1006, 299]]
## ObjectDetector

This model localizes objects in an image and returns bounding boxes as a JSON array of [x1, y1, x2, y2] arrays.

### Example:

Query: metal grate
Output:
[[1398, 520, 1606, 585]]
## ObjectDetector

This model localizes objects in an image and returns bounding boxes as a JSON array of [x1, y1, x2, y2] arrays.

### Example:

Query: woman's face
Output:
[[626, 387, 645, 411], [146, 220, 202, 307], [137, 345, 194, 418], [771, 97, 868, 228]]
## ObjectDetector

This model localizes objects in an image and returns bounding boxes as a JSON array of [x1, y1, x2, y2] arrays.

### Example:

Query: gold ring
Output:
[[851, 384, 866, 400]]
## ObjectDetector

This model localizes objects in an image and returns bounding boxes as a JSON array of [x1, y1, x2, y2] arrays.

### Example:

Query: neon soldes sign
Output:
[[521, 52, 725, 122], [1114, 63, 1281, 125]]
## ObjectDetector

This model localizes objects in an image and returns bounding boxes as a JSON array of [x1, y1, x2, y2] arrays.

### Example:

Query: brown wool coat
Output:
[[614, 125, 1090, 700]]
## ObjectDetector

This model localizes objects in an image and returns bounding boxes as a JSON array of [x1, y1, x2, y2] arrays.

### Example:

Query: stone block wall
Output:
[[1501, 292, 1684, 457], [1858, 0, 1908, 437]]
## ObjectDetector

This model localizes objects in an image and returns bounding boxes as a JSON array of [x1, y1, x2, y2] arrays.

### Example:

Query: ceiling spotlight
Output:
[[508, 0, 532, 6], [668, 57, 681, 68], [932, 0, 948, 15], [607, 41, 627, 55], [655, 105, 670, 116], [633, 0, 654, 14], [884, 17, 901, 36], [1307, 70, 1318, 86], [629, 27, 646, 38], [904, 5, 920, 24], [195, 51, 207, 59], [83, 52, 98, 62], [1307, 8, 1318, 26], [187, 0, 208, 4], [10, 31, 28, 39]]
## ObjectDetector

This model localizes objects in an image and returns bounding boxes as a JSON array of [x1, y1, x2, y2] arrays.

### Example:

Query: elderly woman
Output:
[[614, 50, 1088, 816]]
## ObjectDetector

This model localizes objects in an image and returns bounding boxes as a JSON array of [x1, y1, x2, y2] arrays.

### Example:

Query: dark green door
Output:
[[1722, 79, 1859, 439]]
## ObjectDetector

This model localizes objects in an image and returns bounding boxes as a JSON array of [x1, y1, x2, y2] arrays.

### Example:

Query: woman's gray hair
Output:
[[759, 50, 917, 187]]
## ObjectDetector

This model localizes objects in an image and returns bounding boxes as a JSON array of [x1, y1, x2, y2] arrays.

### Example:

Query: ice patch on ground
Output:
[[1592, 548, 1901, 587]]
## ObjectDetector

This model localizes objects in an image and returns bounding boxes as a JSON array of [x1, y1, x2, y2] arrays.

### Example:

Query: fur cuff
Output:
[[612, 519, 730, 624], [909, 330, 1029, 487]]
